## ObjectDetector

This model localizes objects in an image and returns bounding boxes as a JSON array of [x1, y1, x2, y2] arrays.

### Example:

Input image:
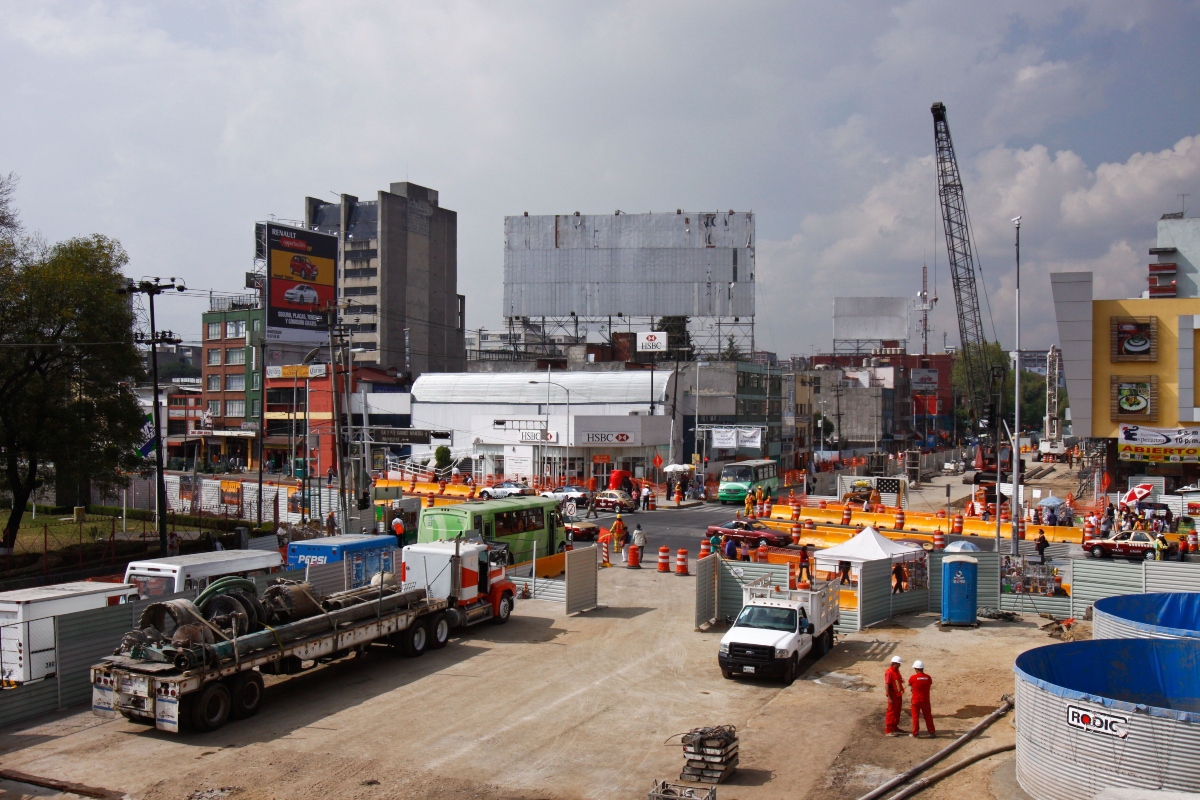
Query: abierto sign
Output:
[[1118, 424, 1200, 463], [636, 331, 666, 352]]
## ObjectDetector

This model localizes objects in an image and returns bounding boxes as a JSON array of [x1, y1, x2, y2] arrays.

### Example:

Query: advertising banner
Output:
[[711, 428, 762, 449], [1118, 424, 1200, 463], [911, 368, 938, 389], [264, 223, 337, 344]]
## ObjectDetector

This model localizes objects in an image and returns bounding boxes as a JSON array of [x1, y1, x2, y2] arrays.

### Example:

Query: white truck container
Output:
[[124, 550, 284, 598], [0, 581, 136, 684], [718, 580, 839, 684]]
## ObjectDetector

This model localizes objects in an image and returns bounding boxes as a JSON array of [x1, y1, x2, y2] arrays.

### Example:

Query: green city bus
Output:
[[417, 496, 566, 565], [717, 459, 779, 504]]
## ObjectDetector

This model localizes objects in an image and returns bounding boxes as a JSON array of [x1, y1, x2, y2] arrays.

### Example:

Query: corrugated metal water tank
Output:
[[1093, 593, 1200, 641], [1014, 640, 1200, 798]]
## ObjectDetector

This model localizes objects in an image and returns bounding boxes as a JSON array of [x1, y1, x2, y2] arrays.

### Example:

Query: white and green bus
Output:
[[717, 459, 779, 504], [417, 497, 566, 565]]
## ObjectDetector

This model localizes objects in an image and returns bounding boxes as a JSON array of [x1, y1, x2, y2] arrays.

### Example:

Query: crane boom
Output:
[[931, 101, 995, 432]]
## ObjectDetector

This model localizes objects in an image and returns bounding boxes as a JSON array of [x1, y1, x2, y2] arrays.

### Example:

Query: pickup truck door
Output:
[[797, 615, 812, 655]]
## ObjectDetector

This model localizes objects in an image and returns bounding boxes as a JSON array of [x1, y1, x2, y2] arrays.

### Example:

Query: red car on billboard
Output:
[[290, 255, 319, 280]]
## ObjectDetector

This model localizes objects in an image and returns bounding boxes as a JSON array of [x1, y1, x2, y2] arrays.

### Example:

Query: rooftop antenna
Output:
[[1181, 193, 1191, 216]]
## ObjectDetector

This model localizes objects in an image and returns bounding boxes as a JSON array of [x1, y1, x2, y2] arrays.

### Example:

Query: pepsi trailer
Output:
[[287, 534, 398, 588]]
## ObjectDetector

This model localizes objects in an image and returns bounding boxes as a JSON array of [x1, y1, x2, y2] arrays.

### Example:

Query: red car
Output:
[[706, 520, 793, 549], [290, 255, 319, 280], [1088, 530, 1177, 560]]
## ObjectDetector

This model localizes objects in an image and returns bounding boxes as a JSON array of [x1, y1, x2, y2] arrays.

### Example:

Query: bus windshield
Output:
[[721, 465, 753, 483]]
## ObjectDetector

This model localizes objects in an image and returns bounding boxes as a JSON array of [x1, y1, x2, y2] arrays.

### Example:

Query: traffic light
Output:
[[357, 489, 371, 510]]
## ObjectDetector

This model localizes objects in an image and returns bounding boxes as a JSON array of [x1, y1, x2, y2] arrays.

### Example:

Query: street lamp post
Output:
[[530, 379, 570, 485]]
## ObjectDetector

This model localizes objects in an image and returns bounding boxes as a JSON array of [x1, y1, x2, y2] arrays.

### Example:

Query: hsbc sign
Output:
[[637, 332, 666, 352], [584, 431, 639, 445]]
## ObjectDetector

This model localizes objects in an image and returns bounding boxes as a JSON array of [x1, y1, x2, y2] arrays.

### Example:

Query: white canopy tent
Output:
[[815, 527, 923, 572]]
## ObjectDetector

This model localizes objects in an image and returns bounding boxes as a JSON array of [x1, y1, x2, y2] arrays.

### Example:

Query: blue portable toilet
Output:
[[287, 534, 398, 588], [941, 554, 978, 626]]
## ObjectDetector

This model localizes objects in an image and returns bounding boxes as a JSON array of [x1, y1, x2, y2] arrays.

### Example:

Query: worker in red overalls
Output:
[[908, 660, 935, 738], [884, 655, 904, 736]]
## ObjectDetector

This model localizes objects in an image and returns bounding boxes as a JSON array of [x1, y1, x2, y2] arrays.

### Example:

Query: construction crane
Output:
[[931, 101, 1000, 443]]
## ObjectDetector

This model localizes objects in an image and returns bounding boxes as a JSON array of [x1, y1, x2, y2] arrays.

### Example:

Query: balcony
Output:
[[1148, 276, 1177, 298], [1149, 262, 1177, 275]]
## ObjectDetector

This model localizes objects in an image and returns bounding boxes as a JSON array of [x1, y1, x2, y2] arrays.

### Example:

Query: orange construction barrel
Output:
[[675, 549, 689, 576], [627, 544, 641, 569], [842, 507, 853, 526], [657, 546, 671, 573]]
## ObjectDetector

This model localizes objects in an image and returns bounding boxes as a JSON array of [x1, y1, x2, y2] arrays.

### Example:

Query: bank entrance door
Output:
[[590, 456, 612, 491]]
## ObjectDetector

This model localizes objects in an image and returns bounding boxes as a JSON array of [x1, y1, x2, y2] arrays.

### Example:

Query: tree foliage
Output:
[[653, 316, 693, 361], [0, 178, 145, 549], [433, 445, 452, 470], [949, 341, 1069, 436]]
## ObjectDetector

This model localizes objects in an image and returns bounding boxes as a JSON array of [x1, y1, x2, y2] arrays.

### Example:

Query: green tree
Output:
[[0, 179, 145, 550], [949, 341, 1069, 436], [720, 335, 745, 362], [653, 316, 693, 361], [434, 445, 452, 470]]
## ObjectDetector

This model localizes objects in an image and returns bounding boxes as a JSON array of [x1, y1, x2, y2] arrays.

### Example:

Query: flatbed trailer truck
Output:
[[92, 537, 514, 733]]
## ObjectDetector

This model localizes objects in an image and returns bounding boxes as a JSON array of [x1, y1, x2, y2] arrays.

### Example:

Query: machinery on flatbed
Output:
[[92, 536, 514, 733]]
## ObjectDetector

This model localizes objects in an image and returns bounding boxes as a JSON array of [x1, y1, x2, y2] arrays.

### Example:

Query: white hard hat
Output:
[[913, 660, 925, 670], [891, 656, 902, 664]]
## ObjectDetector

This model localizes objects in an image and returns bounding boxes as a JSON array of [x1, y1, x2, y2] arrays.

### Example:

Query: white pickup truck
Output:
[[718, 581, 839, 684]]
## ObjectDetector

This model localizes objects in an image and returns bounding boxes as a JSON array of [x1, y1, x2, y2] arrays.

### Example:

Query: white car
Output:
[[540, 485, 591, 503], [284, 284, 319, 305], [479, 481, 533, 499]]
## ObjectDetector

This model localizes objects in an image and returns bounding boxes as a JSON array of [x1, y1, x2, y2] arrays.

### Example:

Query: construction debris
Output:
[[978, 608, 1018, 622], [679, 725, 738, 785], [1041, 617, 1091, 641], [648, 779, 716, 799]]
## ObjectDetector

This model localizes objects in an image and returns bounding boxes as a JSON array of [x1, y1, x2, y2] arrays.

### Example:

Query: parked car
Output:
[[706, 519, 793, 549], [289, 255, 319, 280], [1087, 529, 1177, 560], [540, 485, 591, 503], [479, 481, 533, 499], [284, 283, 320, 305], [593, 490, 638, 513]]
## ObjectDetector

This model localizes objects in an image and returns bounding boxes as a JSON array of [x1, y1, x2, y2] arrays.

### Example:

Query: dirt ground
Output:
[[0, 565, 1055, 800]]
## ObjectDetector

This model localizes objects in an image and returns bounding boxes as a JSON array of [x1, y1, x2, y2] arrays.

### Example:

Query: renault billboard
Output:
[[264, 223, 337, 343]]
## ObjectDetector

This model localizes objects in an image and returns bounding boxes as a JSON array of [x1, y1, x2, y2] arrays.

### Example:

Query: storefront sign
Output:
[[911, 368, 939, 388], [1118, 424, 1200, 462], [267, 363, 327, 380], [582, 431, 638, 445], [636, 331, 666, 352], [368, 427, 432, 445], [519, 430, 558, 443], [591, 454, 611, 464]]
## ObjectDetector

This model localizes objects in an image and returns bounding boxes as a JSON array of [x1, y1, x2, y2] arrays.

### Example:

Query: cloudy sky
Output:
[[3, 1, 1199, 356]]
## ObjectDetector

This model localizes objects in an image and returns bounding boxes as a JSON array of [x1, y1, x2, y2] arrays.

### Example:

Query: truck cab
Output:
[[718, 582, 838, 685], [402, 539, 516, 627]]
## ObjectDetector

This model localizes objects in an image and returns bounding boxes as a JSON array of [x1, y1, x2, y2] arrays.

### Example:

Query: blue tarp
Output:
[[1015, 640, 1200, 722], [1093, 593, 1200, 639]]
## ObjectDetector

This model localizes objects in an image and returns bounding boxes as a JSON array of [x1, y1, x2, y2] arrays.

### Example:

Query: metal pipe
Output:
[[856, 696, 1013, 800], [883, 744, 1015, 800]]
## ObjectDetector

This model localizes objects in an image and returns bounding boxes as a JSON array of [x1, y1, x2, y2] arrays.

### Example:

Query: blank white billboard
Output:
[[833, 297, 910, 341], [503, 212, 755, 318]]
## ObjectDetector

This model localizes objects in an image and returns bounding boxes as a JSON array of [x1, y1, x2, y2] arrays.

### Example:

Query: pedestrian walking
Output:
[[631, 524, 647, 552], [908, 661, 935, 738], [585, 494, 599, 519], [326, 510, 337, 535], [739, 539, 750, 562], [723, 536, 738, 560], [884, 656, 904, 735], [839, 559, 853, 585], [891, 561, 907, 594], [641, 484, 651, 511], [326, 466, 335, 488], [709, 531, 722, 552], [391, 513, 405, 541], [1035, 530, 1049, 564]]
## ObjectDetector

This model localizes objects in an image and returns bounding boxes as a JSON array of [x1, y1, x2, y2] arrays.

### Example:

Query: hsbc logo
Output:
[[585, 432, 635, 444], [1067, 705, 1128, 738]]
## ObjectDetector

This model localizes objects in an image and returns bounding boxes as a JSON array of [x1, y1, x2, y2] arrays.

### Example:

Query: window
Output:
[[737, 372, 746, 388], [343, 268, 378, 279], [737, 399, 746, 415], [344, 286, 378, 297], [226, 348, 246, 365], [493, 508, 545, 536], [348, 323, 377, 333], [252, 371, 261, 390], [207, 349, 221, 366], [252, 318, 261, 332], [225, 400, 245, 417], [227, 319, 246, 338], [207, 322, 222, 340], [226, 374, 245, 391], [206, 374, 221, 391], [251, 399, 261, 417], [207, 400, 221, 416], [344, 304, 376, 315]]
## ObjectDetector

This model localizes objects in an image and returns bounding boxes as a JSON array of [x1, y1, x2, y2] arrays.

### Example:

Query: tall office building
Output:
[[306, 182, 466, 380]]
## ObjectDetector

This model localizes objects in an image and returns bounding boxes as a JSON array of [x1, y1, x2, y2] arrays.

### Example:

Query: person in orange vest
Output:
[[744, 493, 754, 517], [611, 513, 628, 560], [754, 485, 764, 506], [908, 660, 935, 738], [884, 655, 904, 736]]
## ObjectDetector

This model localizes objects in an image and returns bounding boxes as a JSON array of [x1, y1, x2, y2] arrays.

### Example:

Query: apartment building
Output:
[[197, 296, 264, 468]]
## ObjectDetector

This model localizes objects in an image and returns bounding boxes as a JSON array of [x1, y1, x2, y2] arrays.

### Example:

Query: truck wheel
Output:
[[401, 619, 429, 657], [824, 628, 835, 654], [721, 668, 734, 679], [191, 681, 231, 732], [783, 655, 797, 685], [429, 614, 450, 649], [229, 671, 264, 719], [493, 592, 513, 625]]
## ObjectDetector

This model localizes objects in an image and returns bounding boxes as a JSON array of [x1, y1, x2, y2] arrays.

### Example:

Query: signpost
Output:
[[362, 428, 434, 445]]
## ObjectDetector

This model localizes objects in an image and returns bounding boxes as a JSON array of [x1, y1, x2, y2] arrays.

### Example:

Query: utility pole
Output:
[[122, 278, 184, 556], [1011, 216, 1022, 556], [328, 310, 348, 530]]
